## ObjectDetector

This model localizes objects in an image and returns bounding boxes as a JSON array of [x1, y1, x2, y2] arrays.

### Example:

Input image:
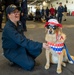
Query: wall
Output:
[[49, 0, 74, 13]]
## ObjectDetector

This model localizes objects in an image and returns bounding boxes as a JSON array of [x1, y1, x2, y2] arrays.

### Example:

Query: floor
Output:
[[0, 16, 74, 75]]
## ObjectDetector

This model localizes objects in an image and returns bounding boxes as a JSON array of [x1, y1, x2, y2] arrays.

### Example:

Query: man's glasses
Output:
[[11, 11, 20, 14]]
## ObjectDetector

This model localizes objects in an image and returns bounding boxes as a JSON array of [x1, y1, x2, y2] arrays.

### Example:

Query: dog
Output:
[[44, 19, 74, 74]]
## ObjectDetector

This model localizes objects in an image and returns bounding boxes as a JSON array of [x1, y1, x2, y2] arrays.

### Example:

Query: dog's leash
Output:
[[64, 44, 74, 64]]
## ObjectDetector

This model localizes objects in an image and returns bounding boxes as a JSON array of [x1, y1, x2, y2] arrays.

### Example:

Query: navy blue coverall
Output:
[[57, 6, 64, 23], [20, 0, 27, 31], [2, 19, 42, 70]]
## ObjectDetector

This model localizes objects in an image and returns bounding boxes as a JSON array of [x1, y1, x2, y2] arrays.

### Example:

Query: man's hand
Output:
[[43, 43, 49, 50]]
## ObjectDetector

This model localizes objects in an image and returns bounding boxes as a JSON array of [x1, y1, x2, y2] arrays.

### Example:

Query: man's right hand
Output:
[[43, 43, 49, 50]]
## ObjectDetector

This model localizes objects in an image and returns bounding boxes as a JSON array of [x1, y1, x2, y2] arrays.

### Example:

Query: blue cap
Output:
[[6, 4, 20, 14]]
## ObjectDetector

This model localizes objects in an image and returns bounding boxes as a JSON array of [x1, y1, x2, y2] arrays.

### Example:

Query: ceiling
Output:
[[27, 0, 52, 5], [19, 0, 57, 5], [27, 0, 58, 5]]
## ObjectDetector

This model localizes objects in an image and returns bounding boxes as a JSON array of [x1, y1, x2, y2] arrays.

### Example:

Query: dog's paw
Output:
[[57, 68, 62, 74], [45, 64, 50, 69], [62, 62, 66, 67]]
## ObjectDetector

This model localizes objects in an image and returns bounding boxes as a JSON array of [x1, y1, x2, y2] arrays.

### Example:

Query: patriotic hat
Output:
[[45, 19, 62, 28]]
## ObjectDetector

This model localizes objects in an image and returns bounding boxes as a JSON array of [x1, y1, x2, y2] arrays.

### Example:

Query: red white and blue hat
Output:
[[45, 19, 62, 28]]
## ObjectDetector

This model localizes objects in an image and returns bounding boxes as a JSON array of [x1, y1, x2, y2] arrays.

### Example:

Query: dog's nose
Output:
[[49, 30, 52, 34]]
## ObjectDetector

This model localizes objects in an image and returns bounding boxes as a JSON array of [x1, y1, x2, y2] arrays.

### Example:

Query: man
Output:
[[57, 2, 64, 23], [2, 4, 49, 70]]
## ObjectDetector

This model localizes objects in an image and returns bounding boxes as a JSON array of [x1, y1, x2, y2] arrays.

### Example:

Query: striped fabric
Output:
[[48, 42, 64, 54]]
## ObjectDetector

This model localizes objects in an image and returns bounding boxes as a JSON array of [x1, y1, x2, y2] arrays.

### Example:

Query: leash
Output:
[[64, 44, 74, 64]]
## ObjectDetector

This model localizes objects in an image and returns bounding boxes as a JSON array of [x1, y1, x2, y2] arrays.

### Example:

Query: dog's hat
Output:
[[45, 19, 62, 28]]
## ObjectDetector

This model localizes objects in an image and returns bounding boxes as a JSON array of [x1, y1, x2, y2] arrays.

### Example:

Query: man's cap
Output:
[[6, 4, 21, 14], [45, 19, 62, 28]]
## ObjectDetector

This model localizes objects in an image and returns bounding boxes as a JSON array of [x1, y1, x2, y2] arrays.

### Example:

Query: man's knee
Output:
[[23, 60, 35, 71]]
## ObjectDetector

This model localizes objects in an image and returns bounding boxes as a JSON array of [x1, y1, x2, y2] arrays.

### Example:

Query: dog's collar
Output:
[[47, 42, 64, 54]]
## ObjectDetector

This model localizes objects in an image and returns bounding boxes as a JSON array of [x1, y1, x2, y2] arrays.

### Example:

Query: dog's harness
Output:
[[47, 32, 64, 55]]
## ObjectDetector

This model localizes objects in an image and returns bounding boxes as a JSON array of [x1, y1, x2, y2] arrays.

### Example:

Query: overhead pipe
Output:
[[29, 0, 37, 5]]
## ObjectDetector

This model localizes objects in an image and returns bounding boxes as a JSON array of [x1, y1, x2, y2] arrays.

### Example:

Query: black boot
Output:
[[63, 19, 66, 21]]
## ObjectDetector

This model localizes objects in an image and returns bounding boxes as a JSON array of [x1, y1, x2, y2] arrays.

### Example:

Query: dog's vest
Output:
[[47, 34, 64, 55]]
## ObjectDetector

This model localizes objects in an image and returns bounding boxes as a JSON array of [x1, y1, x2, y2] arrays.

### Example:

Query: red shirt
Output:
[[50, 7, 55, 16]]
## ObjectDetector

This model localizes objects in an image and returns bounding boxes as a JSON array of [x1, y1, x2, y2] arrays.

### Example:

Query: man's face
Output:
[[59, 3, 62, 6], [8, 9, 20, 22]]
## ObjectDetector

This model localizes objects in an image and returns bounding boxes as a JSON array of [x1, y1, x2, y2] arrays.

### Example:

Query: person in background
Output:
[[40, 7, 46, 22], [0, 0, 3, 32], [2, 4, 49, 71], [28, 13, 33, 21], [45, 7, 50, 21], [54, 7, 57, 18], [46, 12, 53, 22], [49, 5, 55, 17], [45, 7, 49, 17], [35, 8, 41, 21], [41, 7, 44, 17], [20, 0, 27, 32], [57, 2, 64, 23], [4, 0, 15, 9], [63, 4, 67, 21]]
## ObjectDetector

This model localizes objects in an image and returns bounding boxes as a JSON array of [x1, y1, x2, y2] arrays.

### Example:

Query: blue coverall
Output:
[[20, 0, 27, 31], [2, 19, 42, 70], [57, 6, 64, 23]]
